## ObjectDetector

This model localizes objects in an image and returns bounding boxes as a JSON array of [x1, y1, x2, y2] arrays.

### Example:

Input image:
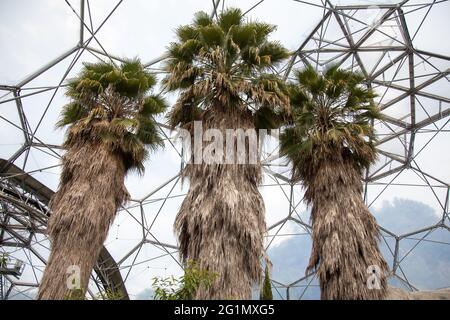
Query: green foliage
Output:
[[96, 288, 124, 300], [152, 260, 218, 300], [280, 65, 382, 181], [58, 59, 168, 173], [65, 59, 156, 100], [260, 265, 273, 300], [0, 253, 8, 267], [56, 102, 87, 128], [164, 7, 290, 129], [218, 8, 242, 32], [64, 289, 85, 300], [63, 288, 123, 300]]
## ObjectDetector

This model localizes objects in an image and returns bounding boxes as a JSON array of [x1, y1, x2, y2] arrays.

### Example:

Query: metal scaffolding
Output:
[[0, 0, 448, 299]]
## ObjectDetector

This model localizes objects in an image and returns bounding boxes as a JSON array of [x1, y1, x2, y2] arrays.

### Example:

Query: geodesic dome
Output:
[[0, 0, 449, 300]]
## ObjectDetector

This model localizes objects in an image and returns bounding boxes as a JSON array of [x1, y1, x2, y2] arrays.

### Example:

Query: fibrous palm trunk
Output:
[[306, 156, 388, 300], [38, 143, 128, 300], [175, 108, 266, 299]]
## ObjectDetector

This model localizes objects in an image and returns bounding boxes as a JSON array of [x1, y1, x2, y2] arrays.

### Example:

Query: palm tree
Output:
[[280, 65, 389, 300], [163, 8, 290, 299], [38, 59, 167, 299]]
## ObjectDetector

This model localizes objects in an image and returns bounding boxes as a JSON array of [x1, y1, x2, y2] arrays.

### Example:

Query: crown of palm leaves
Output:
[[58, 59, 167, 173], [163, 8, 291, 130], [280, 64, 382, 182]]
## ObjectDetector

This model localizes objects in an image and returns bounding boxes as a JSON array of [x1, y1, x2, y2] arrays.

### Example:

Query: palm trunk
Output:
[[306, 157, 388, 300], [175, 108, 266, 299], [38, 143, 128, 300]]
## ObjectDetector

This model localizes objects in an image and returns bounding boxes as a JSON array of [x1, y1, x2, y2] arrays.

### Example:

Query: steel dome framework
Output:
[[0, 0, 449, 299]]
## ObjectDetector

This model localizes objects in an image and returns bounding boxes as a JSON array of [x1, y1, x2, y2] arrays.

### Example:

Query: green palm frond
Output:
[[193, 11, 212, 27], [247, 22, 276, 46], [136, 116, 164, 148], [84, 61, 115, 75], [176, 25, 199, 42], [229, 23, 257, 48], [141, 95, 168, 116], [56, 102, 88, 128], [258, 41, 289, 67], [199, 24, 224, 47], [218, 8, 242, 32], [254, 105, 284, 131]]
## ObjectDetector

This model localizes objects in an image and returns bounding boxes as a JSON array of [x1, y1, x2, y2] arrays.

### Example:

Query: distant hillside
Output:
[[267, 198, 450, 300]]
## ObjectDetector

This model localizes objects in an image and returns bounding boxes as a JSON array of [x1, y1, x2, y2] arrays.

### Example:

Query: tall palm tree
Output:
[[280, 65, 389, 300], [38, 59, 167, 299], [163, 8, 290, 299]]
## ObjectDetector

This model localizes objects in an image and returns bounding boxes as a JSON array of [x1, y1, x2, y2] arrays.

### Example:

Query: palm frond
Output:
[[141, 95, 168, 116], [258, 41, 289, 67], [193, 11, 212, 27], [56, 102, 88, 128], [218, 8, 242, 32], [199, 24, 224, 47], [176, 25, 199, 42]]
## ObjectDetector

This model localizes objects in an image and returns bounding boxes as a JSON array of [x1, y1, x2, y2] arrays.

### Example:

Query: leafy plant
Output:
[[64, 289, 85, 300], [152, 260, 218, 300], [96, 288, 124, 300], [63, 288, 124, 300], [0, 253, 8, 267]]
